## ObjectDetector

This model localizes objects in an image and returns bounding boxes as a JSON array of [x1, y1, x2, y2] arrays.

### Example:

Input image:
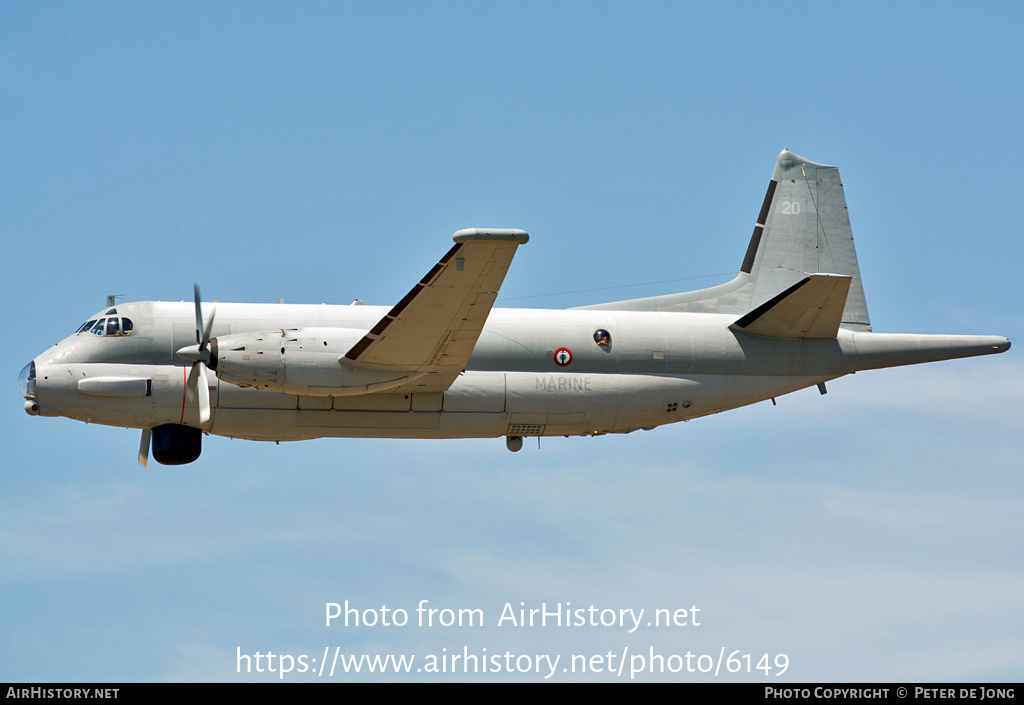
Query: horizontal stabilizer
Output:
[[730, 274, 852, 339]]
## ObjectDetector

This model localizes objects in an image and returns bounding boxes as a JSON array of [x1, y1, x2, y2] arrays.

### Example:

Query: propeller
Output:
[[175, 284, 216, 429], [138, 427, 152, 467]]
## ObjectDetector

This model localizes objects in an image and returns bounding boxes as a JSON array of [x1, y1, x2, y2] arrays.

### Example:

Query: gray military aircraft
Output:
[[19, 150, 1010, 465]]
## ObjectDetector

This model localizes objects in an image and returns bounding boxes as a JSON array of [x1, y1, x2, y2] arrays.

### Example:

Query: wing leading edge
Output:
[[344, 228, 528, 393]]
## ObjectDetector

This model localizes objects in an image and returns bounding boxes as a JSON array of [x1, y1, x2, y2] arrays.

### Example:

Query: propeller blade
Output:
[[186, 361, 200, 403], [184, 362, 212, 428], [138, 428, 151, 467], [193, 284, 217, 350], [202, 303, 216, 349], [194, 284, 204, 346], [197, 363, 211, 427]]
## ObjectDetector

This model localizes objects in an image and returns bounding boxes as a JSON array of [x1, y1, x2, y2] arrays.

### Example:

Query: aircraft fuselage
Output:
[[24, 301, 1007, 443]]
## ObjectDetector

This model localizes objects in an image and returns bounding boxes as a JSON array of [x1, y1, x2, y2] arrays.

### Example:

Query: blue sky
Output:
[[2, 1, 1022, 682]]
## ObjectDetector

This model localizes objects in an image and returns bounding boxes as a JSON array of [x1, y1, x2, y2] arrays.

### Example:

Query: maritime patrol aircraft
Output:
[[19, 150, 1010, 465]]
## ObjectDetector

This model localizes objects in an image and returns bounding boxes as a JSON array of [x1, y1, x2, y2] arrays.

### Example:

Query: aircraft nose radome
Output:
[[18, 361, 34, 398]]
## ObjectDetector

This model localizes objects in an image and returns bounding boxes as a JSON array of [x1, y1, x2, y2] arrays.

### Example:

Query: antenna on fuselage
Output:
[[106, 294, 123, 308]]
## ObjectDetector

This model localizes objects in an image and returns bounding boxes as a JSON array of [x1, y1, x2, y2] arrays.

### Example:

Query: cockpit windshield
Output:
[[77, 317, 134, 336]]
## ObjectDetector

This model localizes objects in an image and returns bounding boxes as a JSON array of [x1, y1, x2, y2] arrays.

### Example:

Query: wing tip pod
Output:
[[453, 228, 529, 244]]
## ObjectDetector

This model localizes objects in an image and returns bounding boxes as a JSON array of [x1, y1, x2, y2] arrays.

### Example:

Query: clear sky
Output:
[[2, 1, 1022, 682]]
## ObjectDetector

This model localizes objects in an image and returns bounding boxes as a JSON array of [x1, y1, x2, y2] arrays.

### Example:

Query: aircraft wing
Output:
[[344, 228, 528, 393]]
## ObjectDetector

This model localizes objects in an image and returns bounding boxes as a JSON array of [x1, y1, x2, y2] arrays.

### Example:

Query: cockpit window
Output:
[[85, 317, 134, 336], [77, 319, 98, 334]]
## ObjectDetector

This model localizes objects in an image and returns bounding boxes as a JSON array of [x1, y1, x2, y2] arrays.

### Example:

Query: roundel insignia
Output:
[[554, 347, 573, 367]]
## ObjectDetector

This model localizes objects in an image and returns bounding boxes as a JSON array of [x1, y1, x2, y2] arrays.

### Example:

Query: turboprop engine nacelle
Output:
[[207, 327, 426, 396]]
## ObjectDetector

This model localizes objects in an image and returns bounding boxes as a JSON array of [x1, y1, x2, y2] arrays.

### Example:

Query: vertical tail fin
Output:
[[743, 150, 870, 331], [577, 149, 872, 332]]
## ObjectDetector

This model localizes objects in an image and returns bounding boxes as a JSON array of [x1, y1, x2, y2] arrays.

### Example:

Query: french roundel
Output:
[[554, 347, 573, 367]]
